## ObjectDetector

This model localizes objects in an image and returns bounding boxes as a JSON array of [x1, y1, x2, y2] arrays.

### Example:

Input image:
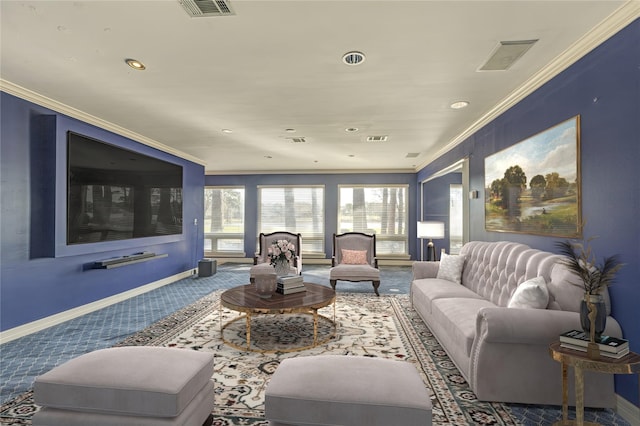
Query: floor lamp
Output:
[[417, 221, 445, 261]]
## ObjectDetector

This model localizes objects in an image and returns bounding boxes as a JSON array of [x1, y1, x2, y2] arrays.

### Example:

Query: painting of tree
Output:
[[484, 116, 581, 237]]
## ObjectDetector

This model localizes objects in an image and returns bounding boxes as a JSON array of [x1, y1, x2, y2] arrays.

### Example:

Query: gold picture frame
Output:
[[484, 116, 581, 237]]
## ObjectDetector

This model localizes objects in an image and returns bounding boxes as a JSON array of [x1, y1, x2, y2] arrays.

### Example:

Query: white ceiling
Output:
[[1, 1, 637, 174]]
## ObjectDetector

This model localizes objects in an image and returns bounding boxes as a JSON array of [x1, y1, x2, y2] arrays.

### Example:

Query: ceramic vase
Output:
[[255, 275, 277, 298], [580, 294, 607, 340]]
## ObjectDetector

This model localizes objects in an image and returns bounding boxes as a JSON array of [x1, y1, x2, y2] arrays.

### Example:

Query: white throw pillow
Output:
[[436, 253, 466, 284], [507, 276, 549, 309]]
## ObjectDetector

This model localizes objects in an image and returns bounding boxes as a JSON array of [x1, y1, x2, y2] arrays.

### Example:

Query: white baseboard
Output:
[[616, 394, 640, 425], [0, 270, 192, 344]]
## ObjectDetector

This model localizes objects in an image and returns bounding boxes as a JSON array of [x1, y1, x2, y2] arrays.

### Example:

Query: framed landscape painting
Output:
[[484, 116, 581, 237]]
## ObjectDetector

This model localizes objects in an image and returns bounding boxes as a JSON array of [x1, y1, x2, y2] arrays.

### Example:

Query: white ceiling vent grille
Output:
[[288, 137, 307, 143], [178, 0, 234, 17], [479, 39, 538, 71], [405, 153, 419, 158], [366, 135, 388, 142]]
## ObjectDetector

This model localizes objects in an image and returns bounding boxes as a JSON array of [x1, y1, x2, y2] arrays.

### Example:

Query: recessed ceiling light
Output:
[[125, 58, 146, 70], [450, 101, 469, 109], [221, 129, 233, 133], [345, 127, 359, 132], [348, 154, 355, 157], [342, 51, 365, 66]]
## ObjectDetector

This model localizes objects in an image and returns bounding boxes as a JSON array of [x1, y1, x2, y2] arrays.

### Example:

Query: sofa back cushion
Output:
[[460, 241, 571, 309]]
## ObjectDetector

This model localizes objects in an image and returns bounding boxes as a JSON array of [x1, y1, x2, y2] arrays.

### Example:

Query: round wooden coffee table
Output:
[[220, 282, 336, 352]]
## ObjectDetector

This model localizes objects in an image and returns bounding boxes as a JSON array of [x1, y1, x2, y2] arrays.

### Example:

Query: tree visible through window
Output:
[[204, 187, 244, 255], [338, 185, 408, 255]]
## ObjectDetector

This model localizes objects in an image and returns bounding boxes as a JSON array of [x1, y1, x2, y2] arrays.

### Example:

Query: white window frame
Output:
[[204, 186, 245, 257], [337, 184, 409, 257], [257, 185, 325, 256]]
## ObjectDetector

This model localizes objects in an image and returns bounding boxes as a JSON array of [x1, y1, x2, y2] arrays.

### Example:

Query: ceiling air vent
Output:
[[405, 153, 419, 158], [479, 39, 538, 71], [366, 135, 388, 142], [178, 0, 234, 17], [288, 137, 307, 143]]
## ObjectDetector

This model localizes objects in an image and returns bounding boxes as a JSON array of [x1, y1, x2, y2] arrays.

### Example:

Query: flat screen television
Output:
[[67, 131, 183, 245]]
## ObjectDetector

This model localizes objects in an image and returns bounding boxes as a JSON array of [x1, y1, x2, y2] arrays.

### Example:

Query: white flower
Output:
[[268, 239, 296, 266]]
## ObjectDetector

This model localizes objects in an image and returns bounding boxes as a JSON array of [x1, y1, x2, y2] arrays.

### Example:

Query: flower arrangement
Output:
[[555, 238, 623, 295], [268, 239, 296, 266]]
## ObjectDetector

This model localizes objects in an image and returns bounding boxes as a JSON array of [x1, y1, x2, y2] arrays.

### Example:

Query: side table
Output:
[[549, 341, 640, 426]]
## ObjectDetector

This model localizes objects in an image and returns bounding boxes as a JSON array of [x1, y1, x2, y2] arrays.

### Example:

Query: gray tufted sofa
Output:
[[411, 240, 622, 407]]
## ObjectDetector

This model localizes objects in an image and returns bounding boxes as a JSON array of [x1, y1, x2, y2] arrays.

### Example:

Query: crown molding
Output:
[[416, 1, 640, 172], [205, 168, 416, 175], [0, 79, 206, 166]]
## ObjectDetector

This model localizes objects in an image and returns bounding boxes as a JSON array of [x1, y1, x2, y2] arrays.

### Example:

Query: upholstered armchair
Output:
[[330, 232, 380, 296], [249, 231, 302, 282]]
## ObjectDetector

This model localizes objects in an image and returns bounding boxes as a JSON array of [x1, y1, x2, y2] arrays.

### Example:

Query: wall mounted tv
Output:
[[67, 131, 183, 245]]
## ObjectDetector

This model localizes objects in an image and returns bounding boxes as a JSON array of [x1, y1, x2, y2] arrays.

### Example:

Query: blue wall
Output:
[[417, 19, 640, 406], [205, 173, 417, 259], [0, 93, 205, 331], [420, 172, 462, 256]]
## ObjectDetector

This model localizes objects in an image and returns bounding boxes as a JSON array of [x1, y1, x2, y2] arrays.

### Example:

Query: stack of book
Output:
[[276, 275, 306, 295], [559, 329, 629, 359]]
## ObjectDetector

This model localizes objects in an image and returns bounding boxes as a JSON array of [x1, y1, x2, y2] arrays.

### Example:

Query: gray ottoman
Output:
[[33, 346, 214, 426], [265, 355, 432, 426]]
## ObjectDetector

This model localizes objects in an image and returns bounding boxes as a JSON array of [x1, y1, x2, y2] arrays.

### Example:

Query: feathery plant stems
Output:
[[555, 238, 624, 295]]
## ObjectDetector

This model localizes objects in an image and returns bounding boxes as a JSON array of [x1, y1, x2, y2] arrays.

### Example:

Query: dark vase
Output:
[[580, 294, 607, 340]]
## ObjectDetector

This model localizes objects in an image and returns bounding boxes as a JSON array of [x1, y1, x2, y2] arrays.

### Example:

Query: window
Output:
[[450, 184, 463, 254], [338, 185, 409, 256], [258, 186, 324, 255], [204, 187, 245, 256]]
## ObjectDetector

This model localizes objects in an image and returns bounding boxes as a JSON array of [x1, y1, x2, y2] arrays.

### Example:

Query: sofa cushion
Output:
[[507, 276, 549, 309], [330, 264, 379, 280], [431, 297, 496, 356], [436, 253, 465, 284], [412, 278, 484, 315]]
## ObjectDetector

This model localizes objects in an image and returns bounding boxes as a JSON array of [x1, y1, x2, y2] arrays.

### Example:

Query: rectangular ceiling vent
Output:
[[479, 39, 538, 71], [178, 0, 234, 17], [405, 153, 419, 158], [288, 137, 307, 143], [366, 135, 388, 142]]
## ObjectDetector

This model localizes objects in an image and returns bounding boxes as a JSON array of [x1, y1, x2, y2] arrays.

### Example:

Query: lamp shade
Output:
[[417, 221, 445, 239]]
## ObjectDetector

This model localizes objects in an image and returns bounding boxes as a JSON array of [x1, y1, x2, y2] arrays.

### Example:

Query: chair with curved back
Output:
[[330, 232, 380, 296], [249, 231, 302, 282]]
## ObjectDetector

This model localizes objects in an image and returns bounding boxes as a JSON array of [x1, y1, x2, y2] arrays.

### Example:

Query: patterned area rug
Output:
[[1, 291, 518, 425]]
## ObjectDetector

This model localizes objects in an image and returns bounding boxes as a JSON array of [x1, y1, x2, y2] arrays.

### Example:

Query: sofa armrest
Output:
[[469, 307, 621, 406], [412, 261, 439, 280], [475, 307, 622, 345]]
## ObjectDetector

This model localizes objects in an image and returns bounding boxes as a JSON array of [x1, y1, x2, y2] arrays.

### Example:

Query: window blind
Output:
[[258, 186, 324, 254], [338, 185, 408, 255]]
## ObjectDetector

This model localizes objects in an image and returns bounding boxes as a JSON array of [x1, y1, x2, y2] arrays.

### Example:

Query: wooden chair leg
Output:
[[372, 280, 380, 296]]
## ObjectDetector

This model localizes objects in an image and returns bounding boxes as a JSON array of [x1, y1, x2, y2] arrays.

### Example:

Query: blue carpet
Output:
[[0, 264, 630, 425]]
